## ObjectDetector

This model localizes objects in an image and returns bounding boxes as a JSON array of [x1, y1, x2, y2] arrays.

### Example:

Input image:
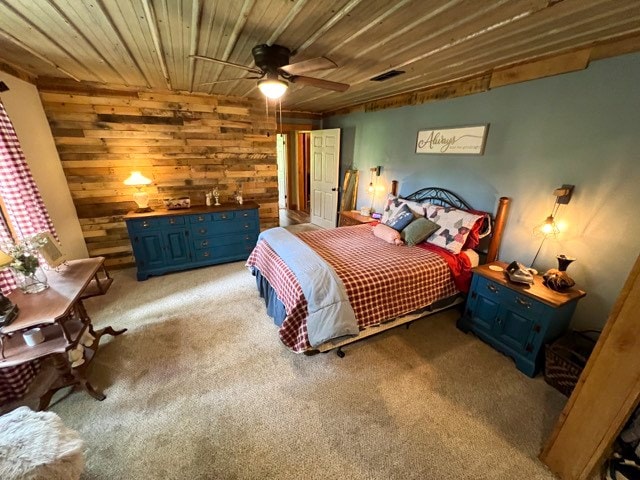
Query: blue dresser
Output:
[[125, 202, 260, 281], [457, 261, 586, 377]]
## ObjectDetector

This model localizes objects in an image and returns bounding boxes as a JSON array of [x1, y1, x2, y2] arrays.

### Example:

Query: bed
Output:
[[247, 185, 510, 355]]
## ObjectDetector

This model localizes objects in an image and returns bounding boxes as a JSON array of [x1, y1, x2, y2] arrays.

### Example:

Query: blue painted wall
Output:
[[324, 52, 640, 330]]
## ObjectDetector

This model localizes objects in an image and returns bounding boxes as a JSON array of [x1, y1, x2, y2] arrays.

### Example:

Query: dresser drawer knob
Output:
[[244, 224, 249, 229], [244, 235, 249, 240], [199, 228, 206, 234], [142, 221, 150, 228], [169, 218, 176, 224], [516, 297, 531, 308], [201, 240, 208, 247], [486, 284, 498, 293], [221, 215, 227, 219], [243, 213, 249, 217], [198, 216, 205, 221], [203, 251, 210, 257]]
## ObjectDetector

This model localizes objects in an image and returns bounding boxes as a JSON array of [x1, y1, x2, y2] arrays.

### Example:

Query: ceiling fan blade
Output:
[[290, 75, 349, 92], [199, 77, 260, 86], [280, 56, 337, 76], [190, 55, 262, 75]]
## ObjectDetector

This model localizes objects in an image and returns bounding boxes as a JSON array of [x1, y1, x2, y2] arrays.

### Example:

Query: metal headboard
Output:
[[401, 187, 492, 249], [401, 187, 474, 211], [389, 180, 510, 263]]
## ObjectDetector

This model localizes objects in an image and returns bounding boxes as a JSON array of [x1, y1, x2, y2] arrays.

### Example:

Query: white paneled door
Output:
[[310, 129, 340, 228]]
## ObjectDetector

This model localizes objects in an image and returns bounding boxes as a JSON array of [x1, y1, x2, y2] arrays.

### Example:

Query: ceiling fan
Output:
[[192, 44, 349, 99]]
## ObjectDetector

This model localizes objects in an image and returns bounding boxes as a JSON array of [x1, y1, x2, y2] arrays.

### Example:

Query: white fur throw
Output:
[[0, 407, 84, 480]]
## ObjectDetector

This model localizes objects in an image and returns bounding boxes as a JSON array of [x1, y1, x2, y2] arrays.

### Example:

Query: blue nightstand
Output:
[[457, 261, 586, 377]]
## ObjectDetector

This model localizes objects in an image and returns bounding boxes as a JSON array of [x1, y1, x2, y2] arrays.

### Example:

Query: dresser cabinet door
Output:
[[163, 230, 191, 265], [134, 232, 166, 270]]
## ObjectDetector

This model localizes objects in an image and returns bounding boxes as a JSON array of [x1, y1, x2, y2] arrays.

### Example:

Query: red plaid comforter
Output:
[[246, 224, 457, 352]]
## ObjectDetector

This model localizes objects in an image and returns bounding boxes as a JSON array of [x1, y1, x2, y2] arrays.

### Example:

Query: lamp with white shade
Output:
[[0, 250, 19, 327], [124, 171, 153, 213]]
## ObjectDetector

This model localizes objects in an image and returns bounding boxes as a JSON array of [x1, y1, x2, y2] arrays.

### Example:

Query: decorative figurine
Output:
[[212, 187, 220, 206], [235, 185, 243, 205]]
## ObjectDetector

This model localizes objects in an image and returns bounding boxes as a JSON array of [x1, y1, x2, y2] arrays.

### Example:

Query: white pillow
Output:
[[425, 205, 483, 254]]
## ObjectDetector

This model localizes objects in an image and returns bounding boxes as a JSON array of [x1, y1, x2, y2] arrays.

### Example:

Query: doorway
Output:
[[276, 131, 311, 225]]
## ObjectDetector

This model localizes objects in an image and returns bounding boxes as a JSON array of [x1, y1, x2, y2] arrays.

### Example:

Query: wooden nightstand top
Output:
[[339, 210, 376, 225], [474, 261, 586, 308]]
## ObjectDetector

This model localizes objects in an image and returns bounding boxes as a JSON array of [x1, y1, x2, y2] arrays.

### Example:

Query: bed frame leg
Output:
[[406, 321, 413, 329], [336, 347, 345, 358]]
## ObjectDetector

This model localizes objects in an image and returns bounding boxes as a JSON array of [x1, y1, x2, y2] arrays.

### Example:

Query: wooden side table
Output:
[[338, 210, 377, 227], [0, 257, 125, 410], [458, 261, 586, 377]]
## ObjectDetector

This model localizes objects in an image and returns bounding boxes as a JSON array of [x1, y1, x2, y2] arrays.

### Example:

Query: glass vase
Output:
[[13, 266, 49, 294]]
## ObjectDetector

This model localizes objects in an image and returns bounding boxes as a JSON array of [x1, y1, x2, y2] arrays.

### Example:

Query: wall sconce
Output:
[[124, 171, 153, 213], [368, 166, 381, 193], [531, 184, 574, 267], [368, 166, 382, 211]]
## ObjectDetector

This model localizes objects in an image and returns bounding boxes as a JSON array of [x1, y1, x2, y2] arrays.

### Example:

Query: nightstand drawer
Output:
[[474, 275, 509, 300]]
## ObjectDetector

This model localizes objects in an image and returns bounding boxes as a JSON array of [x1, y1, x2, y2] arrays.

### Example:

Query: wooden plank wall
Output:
[[38, 80, 278, 269]]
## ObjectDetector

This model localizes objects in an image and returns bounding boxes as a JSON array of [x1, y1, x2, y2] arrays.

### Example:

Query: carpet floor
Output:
[[50, 261, 566, 480]]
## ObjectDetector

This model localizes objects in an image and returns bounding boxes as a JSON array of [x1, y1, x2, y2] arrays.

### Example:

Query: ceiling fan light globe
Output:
[[258, 78, 288, 99]]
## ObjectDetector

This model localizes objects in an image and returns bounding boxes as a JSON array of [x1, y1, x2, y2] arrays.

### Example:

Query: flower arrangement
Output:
[[3, 233, 49, 276]]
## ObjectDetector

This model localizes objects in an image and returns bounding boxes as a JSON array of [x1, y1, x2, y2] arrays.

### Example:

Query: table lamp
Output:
[[124, 171, 153, 212], [0, 250, 19, 327]]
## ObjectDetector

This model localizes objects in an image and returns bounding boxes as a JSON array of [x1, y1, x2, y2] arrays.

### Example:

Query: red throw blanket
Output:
[[417, 243, 473, 293]]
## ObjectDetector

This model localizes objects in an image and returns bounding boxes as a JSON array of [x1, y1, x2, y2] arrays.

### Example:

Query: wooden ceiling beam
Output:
[[141, 0, 172, 90], [0, 58, 37, 84], [490, 48, 590, 88], [322, 30, 640, 117], [187, 0, 203, 92]]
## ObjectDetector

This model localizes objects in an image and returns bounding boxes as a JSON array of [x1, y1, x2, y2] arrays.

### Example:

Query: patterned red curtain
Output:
[[0, 100, 57, 294]]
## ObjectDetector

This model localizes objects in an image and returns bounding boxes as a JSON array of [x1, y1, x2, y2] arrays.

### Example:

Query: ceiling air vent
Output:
[[370, 70, 405, 82]]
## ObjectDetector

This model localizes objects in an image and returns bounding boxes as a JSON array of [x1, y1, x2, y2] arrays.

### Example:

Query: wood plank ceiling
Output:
[[0, 0, 638, 114]]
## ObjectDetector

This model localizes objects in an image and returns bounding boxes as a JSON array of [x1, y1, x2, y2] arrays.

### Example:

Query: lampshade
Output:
[[123, 171, 152, 186], [124, 171, 153, 212], [257, 78, 288, 99], [0, 250, 14, 269], [534, 215, 561, 238]]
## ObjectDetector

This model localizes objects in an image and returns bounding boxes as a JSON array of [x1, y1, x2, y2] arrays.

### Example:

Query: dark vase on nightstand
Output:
[[543, 254, 576, 291]]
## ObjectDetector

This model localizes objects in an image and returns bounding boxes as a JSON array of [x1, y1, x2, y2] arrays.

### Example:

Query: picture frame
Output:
[[38, 232, 66, 268], [416, 124, 489, 155]]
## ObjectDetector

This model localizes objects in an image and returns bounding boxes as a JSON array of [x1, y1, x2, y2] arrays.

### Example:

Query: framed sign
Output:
[[416, 124, 489, 155], [38, 232, 66, 268]]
